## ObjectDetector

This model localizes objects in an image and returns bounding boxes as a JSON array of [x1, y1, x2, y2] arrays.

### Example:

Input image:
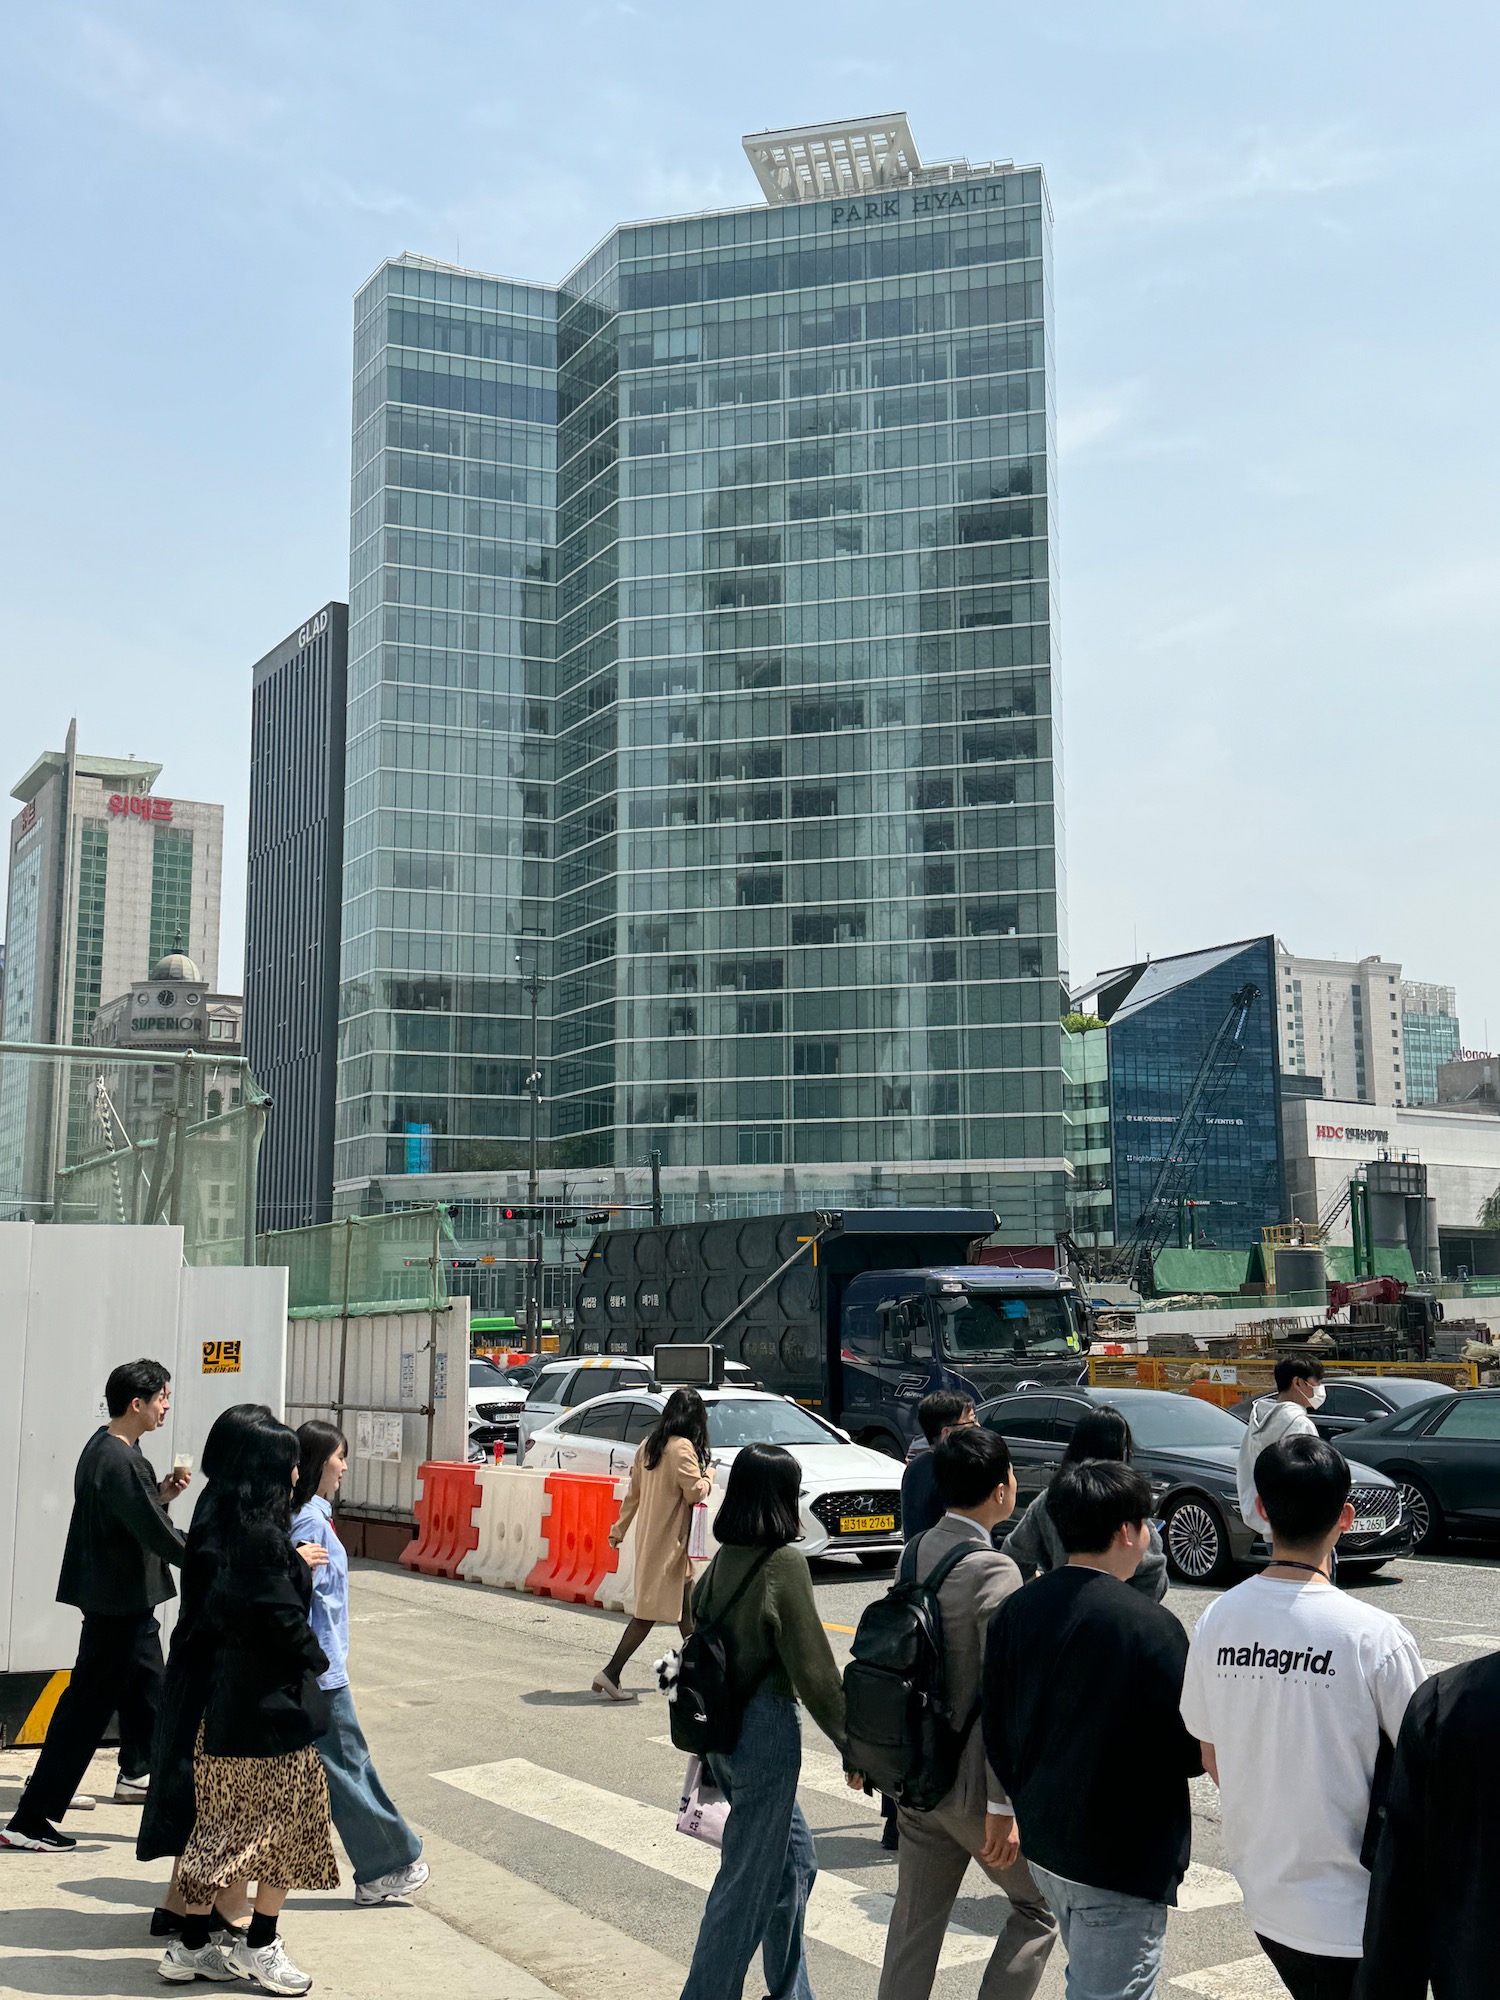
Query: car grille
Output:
[[809, 1489, 903, 1538], [475, 1403, 519, 1431], [1349, 1484, 1400, 1532]]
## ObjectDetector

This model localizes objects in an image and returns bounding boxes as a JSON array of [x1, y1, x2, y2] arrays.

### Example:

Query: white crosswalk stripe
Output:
[[1175, 1864, 1244, 1911], [648, 1733, 880, 1812], [434, 1757, 995, 1970], [1172, 1955, 1287, 1997], [1443, 1632, 1500, 1648]]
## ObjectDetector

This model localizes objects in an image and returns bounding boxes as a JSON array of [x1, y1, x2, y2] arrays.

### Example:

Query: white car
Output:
[[522, 1387, 906, 1562], [467, 1357, 529, 1453]]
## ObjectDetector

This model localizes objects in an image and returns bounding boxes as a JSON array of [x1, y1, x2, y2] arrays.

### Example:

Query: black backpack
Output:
[[842, 1534, 983, 1811], [667, 1548, 773, 1756]]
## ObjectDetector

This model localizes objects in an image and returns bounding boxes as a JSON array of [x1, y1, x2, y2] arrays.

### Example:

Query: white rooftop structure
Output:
[[743, 115, 925, 205]]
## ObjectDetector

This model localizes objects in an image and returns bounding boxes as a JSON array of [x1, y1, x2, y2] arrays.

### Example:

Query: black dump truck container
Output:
[[573, 1208, 999, 1416]]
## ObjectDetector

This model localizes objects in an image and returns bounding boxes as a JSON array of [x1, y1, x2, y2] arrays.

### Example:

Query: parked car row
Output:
[[977, 1386, 1411, 1586], [467, 1341, 1500, 1583]]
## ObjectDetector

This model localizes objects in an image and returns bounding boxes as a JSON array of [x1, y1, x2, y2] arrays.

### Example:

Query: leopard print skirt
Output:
[[177, 1727, 339, 1901]]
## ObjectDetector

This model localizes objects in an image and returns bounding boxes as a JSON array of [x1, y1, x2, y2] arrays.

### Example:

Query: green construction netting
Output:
[[257, 1207, 456, 1317], [1151, 1248, 1253, 1295]]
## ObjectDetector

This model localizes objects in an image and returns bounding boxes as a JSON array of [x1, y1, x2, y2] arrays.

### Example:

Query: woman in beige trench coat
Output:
[[592, 1388, 713, 1700]]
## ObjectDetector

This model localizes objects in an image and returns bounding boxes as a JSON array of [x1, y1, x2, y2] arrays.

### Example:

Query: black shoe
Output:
[[151, 1908, 184, 1938], [1, 1818, 78, 1851]]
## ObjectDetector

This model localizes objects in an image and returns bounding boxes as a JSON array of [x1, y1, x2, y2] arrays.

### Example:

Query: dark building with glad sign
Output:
[[337, 114, 1068, 1273], [245, 604, 348, 1230]]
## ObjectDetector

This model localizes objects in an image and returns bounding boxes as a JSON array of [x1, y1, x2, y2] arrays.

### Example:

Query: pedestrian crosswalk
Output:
[[434, 1757, 996, 1970], [437, 1744, 1246, 1978], [1172, 1954, 1288, 1997]]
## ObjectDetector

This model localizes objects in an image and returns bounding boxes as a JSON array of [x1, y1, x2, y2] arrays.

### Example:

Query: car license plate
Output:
[[1351, 1516, 1386, 1535], [839, 1513, 896, 1534]]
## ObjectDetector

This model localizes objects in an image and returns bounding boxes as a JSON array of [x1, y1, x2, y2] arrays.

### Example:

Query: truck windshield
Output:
[[935, 1290, 1081, 1358]]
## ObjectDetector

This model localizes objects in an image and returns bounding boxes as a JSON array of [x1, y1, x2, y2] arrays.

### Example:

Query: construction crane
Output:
[[1108, 983, 1261, 1294]]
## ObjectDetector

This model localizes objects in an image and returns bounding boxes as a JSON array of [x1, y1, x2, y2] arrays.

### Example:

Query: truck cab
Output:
[[837, 1266, 1091, 1455]]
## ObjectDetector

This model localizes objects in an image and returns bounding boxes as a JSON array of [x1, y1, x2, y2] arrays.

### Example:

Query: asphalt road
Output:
[[345, 1544, 1500, 2000]]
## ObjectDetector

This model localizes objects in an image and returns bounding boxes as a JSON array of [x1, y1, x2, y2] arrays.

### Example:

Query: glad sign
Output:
[[108, 794, 174, 822]]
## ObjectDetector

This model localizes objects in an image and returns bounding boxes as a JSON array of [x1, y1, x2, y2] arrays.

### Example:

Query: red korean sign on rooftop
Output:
[[108, 794, 173, 822]]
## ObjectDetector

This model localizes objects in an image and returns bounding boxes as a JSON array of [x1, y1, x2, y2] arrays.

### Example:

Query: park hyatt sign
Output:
[[829, 179, 1014, 226]]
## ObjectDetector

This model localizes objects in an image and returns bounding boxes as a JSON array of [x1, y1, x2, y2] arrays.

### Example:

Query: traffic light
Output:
[[583, 1211, 611, 1227], [501, 1205, 543, 1221], [552, 1216, 579, 1231]]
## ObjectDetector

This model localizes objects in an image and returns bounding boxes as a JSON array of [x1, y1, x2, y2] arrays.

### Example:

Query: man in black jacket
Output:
[[3, 1358, 190, 1851], [983, 1461, 1202, 1997], [1356, 1648, 1500, 2000]]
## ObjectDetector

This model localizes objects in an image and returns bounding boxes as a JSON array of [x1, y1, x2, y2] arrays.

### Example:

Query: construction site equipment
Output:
[[1089, 1353, 1477, 1409]]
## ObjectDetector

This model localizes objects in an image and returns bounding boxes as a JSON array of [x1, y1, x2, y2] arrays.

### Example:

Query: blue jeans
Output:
[[680, 1690, 817, 2000], [1028, 1865, 1167, 2000], [316, 1684, 422, 1885]]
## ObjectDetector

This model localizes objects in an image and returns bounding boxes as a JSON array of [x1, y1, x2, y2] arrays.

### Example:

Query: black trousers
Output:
[[1257, 1934, 1360, 2000], [13, 1612, 164, 1824]]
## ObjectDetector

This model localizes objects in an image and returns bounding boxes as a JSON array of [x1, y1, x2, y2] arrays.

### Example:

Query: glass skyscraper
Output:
[[336, 118, 1067, 1270]]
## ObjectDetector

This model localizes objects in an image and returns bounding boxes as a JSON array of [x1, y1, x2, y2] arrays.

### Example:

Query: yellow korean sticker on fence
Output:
[[202, 1339, 242, 1374]]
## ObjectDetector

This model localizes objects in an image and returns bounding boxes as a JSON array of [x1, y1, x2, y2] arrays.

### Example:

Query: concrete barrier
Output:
[[460, 1466, 551, 1590]]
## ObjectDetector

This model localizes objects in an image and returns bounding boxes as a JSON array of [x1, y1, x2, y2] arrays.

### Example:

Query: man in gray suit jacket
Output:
[[874, 1426, 1057, 2000]]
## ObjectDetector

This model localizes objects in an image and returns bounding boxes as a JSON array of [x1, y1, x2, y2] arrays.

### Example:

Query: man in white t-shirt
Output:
[[1181, 1434, 1424, 2000]]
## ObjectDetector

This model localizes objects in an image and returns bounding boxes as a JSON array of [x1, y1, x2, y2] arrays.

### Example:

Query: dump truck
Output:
[[571, 1208, 1091, 1457]]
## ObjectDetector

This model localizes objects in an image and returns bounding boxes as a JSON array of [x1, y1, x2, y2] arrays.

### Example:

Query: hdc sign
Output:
[[1316, 1123, 1390, 1144], [108, 795, 173, 823]]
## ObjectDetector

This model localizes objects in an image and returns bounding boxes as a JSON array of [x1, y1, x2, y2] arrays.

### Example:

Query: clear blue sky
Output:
[[4, 3, 1496, 1039]]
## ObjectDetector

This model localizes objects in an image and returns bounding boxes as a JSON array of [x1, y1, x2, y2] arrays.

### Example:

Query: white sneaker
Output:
[[228, 1935, 312, 1996], [69, 1793, 96, 1810], [115, 1773, 151, 1803], [157, 1939, 240, 1983], [355, 1859, 430, 1905]]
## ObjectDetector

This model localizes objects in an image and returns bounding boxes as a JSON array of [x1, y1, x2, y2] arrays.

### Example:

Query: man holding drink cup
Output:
[[2, 1359, 191, 1852]]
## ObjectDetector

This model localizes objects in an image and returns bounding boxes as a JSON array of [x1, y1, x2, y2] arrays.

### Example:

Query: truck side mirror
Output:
[[879, 1303, 913, 1361]]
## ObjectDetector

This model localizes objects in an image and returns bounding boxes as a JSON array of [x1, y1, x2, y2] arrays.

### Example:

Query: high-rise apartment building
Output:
[[1275, 945, 1461, 1108], [338, 115, 1065, 1260], [0, 723, 223, 1214], [244, 605, 349, 1231]]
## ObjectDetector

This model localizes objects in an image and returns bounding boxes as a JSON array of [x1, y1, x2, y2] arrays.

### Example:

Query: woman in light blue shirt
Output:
[[291, 1422, 428, 1905]]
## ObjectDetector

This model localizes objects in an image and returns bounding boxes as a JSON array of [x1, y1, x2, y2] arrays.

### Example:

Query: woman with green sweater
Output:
[[679, 1443, 845, 2000]]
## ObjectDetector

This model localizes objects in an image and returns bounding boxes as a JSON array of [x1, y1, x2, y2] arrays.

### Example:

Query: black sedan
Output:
[[978, 1385, 1412, 1587], [1304, 1387, 1500, 1551], [1227, 1375, 1446, 1443]]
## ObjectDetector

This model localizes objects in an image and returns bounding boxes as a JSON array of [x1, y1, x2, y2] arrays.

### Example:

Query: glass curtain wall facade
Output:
[[337, 261, 556, 1186], [1091, 937, 1285, 1253], [340, 149, 1066, 1244]]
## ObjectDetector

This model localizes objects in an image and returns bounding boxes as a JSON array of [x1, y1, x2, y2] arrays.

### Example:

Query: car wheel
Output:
[[1163, 1495, 1236, 1586], [1397, 1476, 1442, 1552], [857, 1550, 899, 1571]]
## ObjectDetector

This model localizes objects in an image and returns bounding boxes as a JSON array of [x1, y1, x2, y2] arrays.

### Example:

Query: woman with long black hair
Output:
[[1002, 1405, 1169, 1599], [168, 1410, 337, 1996], [291, 1420, 428, 1905], [140, 1403, 278, 1943], [678, 1442, 846, 2000], [593, 1386, 713, 1700]]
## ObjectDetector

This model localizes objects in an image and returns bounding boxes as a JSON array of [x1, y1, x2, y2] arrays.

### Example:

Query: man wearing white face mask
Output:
[[1236, 1358, 1326, 1531]]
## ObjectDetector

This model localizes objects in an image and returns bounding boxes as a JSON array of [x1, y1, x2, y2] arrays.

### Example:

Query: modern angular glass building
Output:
[[336, 117, 1067, 1276], [1075, 936, 1286, 1257]]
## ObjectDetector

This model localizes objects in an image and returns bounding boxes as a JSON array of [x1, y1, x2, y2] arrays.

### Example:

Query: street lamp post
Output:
[[518, 953, 543, 1350]]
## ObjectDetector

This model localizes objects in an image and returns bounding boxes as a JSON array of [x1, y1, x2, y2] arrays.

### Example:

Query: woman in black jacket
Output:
[[141, 1406, 331, 1945], [163, 1412, 337, 1996]]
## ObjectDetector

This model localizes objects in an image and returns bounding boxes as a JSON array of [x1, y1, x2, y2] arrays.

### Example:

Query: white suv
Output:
[[515, 1355, 657, 1454]]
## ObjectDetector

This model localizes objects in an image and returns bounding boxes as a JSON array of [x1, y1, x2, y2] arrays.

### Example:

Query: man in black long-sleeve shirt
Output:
[[1356, 1649, 1500, 2000], [983, 1461, 1202, 1996], [3, 1358, 190, 1851]]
